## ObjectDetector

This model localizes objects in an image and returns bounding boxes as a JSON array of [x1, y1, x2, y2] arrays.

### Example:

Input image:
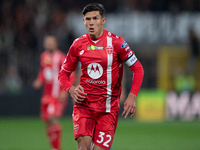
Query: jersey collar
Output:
[[88, 29, 106, 44]]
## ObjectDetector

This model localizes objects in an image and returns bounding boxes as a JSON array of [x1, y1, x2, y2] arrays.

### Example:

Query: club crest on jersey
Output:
[[44, 56, 51, 64], [121, 41, 128, 48], [74, 124, 79, 135], [87, 63, 103, 79], [106, 46, 113, 55], [87, 45, 104, 50]]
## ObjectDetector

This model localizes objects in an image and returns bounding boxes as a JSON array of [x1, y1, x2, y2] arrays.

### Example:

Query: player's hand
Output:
[[121, 93, 137, 118], [32, 79, 43, 89], [68, 85, 87, 103]]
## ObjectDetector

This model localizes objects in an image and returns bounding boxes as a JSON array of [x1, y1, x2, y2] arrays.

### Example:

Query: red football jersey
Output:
[[37, 50, 69, 104], [60, 30, 142, 112]]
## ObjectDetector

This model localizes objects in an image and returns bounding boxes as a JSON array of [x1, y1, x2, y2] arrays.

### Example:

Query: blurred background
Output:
[[1, 0, 200, 150], [0, 0, 200, 120]]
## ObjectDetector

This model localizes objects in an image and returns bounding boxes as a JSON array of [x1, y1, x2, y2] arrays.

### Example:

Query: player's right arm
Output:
[[68, 85, 87, 103], [33, 55, 44, 89], [58, 41, 87, 103]]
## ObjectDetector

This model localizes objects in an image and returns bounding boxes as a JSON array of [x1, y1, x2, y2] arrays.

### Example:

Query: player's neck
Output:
[[89, 29, 104, 40], [47, 49, 57, 54]]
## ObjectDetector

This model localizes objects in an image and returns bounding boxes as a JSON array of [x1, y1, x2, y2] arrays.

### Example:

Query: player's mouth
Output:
[[89, 28, 95, 32]]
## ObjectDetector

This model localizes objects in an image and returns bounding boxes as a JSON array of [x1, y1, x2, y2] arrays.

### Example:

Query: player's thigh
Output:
[[73, 107, 96, 139], [40, 103, 48, 122], [41, 101, 62, 122], [55, 100, 67, 117], [93, 111, 119, 150]]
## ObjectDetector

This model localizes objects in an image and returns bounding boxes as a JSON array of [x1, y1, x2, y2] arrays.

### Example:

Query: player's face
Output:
[[43, 37, 58, 53], [83, 11, 105, 39]]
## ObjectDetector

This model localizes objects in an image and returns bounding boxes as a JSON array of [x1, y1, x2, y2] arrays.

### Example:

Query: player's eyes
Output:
[[85, 16, 99, 21]]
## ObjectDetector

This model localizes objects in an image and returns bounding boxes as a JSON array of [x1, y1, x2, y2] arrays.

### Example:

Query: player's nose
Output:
[[89, 19, 95, 25]]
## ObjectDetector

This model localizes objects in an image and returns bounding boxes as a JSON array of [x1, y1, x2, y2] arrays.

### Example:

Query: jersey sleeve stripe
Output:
[[61, 67, 72, 73]]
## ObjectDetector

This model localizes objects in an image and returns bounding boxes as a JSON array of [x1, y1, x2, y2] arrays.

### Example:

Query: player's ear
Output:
[[102, 17, 106, 25], [83, 18, 86, 25]]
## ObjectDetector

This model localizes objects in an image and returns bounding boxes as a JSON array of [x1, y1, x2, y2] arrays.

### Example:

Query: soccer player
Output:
[[33, 35, 76, 150], [58, 3, 144, 150]]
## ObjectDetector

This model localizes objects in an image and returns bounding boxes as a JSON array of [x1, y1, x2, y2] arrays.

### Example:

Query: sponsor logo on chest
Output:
[[87, 45, 104, 50], [87, 63, 103, 79], [86, 63, 106, 84]]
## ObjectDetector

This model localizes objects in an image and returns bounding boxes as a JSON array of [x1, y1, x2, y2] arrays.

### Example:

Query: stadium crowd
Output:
[[0, 0, 200, 95]]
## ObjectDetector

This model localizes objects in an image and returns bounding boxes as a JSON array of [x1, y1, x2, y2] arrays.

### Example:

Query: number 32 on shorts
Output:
[[96, 131, 112, 148]]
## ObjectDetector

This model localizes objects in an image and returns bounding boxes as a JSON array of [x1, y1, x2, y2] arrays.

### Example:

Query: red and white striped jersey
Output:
[[37, 50, 68, 103], [60, 30, 141, 112]]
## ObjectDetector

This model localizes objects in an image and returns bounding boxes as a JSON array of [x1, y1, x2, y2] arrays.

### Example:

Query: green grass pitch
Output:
[[0, 116, 200, 150]]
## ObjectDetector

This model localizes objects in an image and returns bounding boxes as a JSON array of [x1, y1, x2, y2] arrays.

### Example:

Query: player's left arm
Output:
[[122, 60, 144, 118], [117, 39, 144, 118]]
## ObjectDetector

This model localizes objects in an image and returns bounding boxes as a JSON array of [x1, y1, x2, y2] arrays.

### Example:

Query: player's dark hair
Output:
[[82, 3, 106, 17]]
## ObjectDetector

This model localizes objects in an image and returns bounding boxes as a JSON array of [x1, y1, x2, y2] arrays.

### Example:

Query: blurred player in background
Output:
[[33, 35, 76, 150], [58, 3, 144, 150]]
